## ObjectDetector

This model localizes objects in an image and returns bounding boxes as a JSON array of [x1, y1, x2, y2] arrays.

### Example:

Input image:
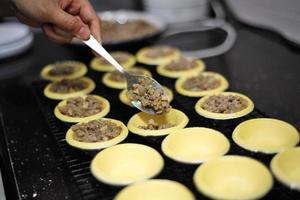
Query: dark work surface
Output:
[[0, 23, 300, 200]]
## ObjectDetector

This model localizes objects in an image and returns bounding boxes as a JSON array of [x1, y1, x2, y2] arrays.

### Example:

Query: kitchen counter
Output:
[[0, 21, 299, 199]]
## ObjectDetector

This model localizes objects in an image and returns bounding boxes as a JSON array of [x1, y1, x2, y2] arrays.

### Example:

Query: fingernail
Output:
[[77, 27, 90, 39]]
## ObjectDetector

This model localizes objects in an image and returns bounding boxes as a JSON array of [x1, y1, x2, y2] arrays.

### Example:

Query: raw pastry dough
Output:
[[271, 147, 300, 190], [162, 127, 230, 164], [233, 118, 299, 154], [54, 95, 110, 123], [91, 143, 164, 185], [194, 155, 273, 200], [114, 179, 195, 200], [127, 108, 188, 136], [65, 118, 128, 150]]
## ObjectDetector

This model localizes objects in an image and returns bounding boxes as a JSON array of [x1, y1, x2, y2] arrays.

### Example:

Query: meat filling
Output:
[[182, 74, 221, 91], [201, 95, 248, 114], [102, 20, 158, 43], [128, 78, 170, 114], [49, 79, 88, 93], [144, 46, 176, 58], [165, 57, 197, 71], [48, 64, 78, 76], [109, 67, 148, 82], [58, 96, 103, 117], [109, 70, 126, 82], [138, 119, 175, 130], [72, 119, 122, 142], [97, 52, 130, 66]]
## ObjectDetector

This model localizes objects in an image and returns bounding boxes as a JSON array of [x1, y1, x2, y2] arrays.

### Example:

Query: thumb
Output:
[[50, 10, 90, 40]]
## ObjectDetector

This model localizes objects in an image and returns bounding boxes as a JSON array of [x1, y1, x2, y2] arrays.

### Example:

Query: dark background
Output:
[[0, 0, 300, 199]]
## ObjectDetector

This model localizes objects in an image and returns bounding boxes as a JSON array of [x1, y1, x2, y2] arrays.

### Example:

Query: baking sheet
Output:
[[32, 65, 300, 200]]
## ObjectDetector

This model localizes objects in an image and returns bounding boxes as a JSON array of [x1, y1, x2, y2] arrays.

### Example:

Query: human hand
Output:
[[12, 0, 101, 43]]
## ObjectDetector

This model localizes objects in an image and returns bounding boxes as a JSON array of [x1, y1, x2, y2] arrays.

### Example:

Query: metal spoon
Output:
[[82, 35, 167, 115]]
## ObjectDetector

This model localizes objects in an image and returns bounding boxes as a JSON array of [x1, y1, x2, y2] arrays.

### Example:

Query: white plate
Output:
[[0, 22, 33, 59]]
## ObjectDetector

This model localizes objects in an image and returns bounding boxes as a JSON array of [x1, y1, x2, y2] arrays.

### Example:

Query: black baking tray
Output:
[[32, 65, 300, 200]]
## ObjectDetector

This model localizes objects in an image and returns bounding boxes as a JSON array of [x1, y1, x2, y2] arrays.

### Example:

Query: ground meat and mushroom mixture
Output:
[[109, 67, 148, 82], [165, 57, 198, 71], [128, 78, 170, 114], [72, 119, 122, 142], [138, 119, 175, 130], [129, 67, 148, 75], [48, 64, 79, 76], [58, 96, 104, 117], [182, 74, 221, 91], [49, 79, 88, 93], [97, 52, 130, 66], [109, 70, 126, 82], [102, 20, 158, 43], [144, 46, 176, 58], [201, 95, 248, 114]]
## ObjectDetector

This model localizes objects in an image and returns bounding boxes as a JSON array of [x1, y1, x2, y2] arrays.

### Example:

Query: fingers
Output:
[[50, 9, 90, 40], [42, 24, 73, 43], [34, 0, 99, 42], [89, 17, 102, 42], [53, 26, 73, 38], [67, 1, 81, 15], [77, 0, 101, 42]]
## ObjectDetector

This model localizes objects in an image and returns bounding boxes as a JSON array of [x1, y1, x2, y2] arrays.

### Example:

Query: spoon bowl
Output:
[[82, 35, 167, 115], [126, 73, 167, 115]]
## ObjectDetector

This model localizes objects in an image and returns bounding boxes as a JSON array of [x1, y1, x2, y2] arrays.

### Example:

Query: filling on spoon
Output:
[[128, 78, 170, 114]]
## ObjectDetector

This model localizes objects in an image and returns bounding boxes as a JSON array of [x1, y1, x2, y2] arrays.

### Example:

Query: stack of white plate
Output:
[[0, 22, 33, 59], [143, 0, 209, 24]]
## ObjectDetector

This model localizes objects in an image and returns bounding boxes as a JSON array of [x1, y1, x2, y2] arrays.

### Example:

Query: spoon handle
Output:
[[82, 35, 127, 74]]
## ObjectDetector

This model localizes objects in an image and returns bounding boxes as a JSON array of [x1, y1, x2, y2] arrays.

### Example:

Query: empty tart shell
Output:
[[195, 92, 254, 120], [102, 67, 152, 89], [162, 127, 230, 164], [54, 95, 110, 123], [157, 57, 205, 78], [119, 86, 173, 107], [65, 118, 128, 150], [233, 118, 299, 154], [40, 61, 87, 81], [114, 179, 195, 200], [90, 51, 135, 72], [127, 108, 189, 137], [136, 46, 181, 65], [44, 77, 95, 100], [175, 71, 229, 97], [270, 147, 300, 190], [90, 143, 164, 186], [193, 155, 273, 200]]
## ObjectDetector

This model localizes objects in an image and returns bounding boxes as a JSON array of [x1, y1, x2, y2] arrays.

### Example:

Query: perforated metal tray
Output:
[[32, 68, 300, 200]]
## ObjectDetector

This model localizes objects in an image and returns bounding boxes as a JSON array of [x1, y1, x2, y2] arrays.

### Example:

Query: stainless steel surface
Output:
[[227, 0, 300, 45], [0, 170, 5, 200], [160, 0, 237, 58], [83, 35, 166, 115]]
